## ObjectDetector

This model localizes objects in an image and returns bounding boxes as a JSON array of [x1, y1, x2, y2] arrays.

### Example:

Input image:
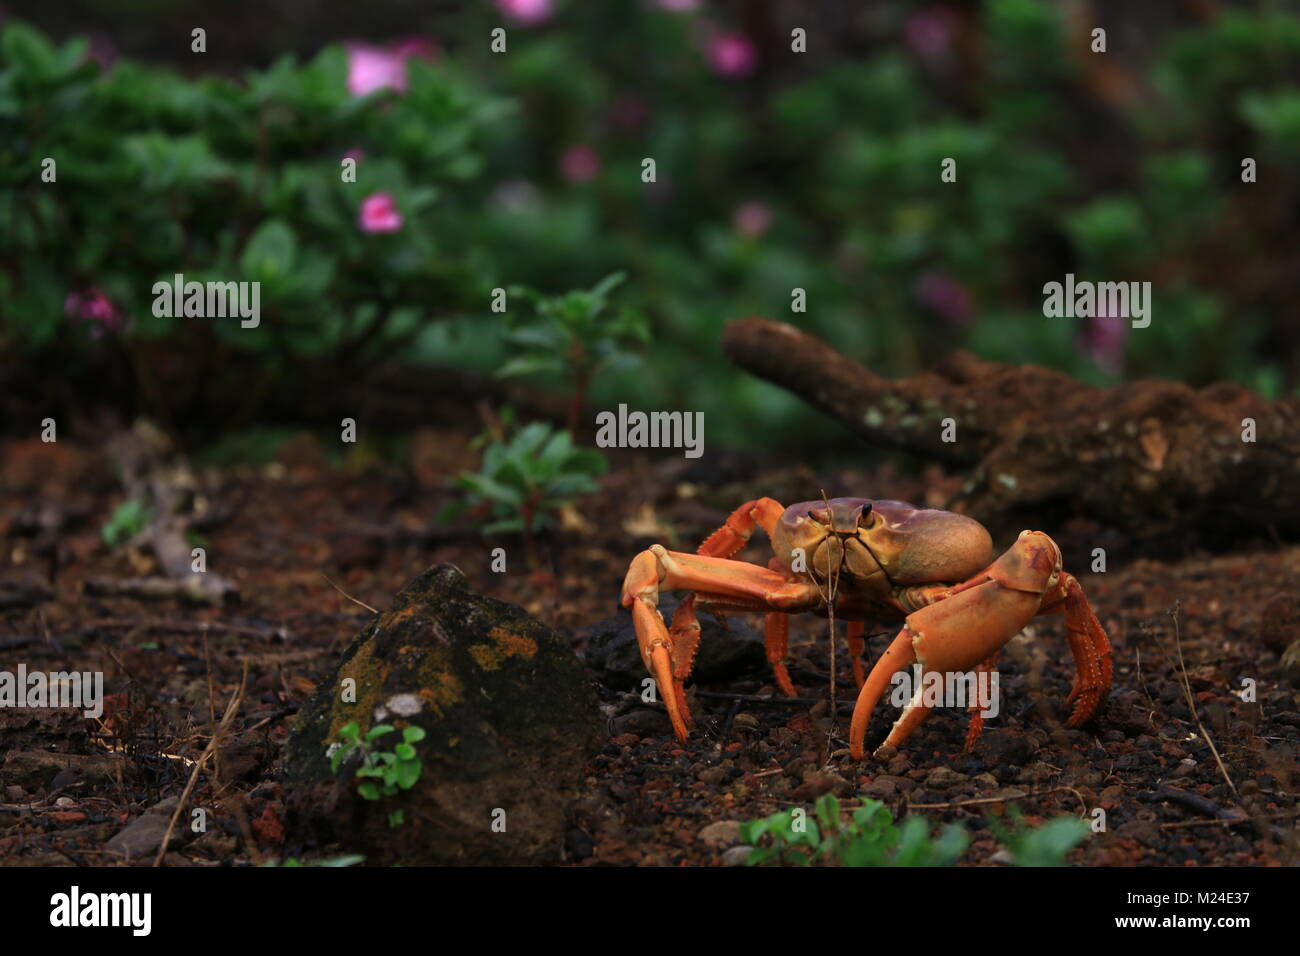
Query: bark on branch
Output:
[[723, 316, 1300, 537]]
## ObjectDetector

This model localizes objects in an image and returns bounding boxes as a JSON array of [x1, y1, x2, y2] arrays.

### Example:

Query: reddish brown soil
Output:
[[0, 433, 1296, 866]]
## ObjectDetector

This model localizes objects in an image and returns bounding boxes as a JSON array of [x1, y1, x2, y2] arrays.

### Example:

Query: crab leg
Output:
[[962, 655, 1000, 750], [1039, 573, 1112, 726], [845, 620, 868, 689], [698, 497, 786, 559], [764, 612, 796, 697], [849, 532, 1057, 758], [622, 545, 822, 742]]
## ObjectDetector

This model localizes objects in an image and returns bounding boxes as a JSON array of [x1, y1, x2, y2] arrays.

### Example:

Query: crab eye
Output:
[[856, 503, 873, 526]]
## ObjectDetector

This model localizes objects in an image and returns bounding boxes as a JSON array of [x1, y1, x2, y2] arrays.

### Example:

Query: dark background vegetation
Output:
[[4, 0, 1300, 461]]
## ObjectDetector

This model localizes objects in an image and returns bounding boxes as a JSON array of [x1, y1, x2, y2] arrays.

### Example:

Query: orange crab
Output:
[[620, 497, 1112, 758]]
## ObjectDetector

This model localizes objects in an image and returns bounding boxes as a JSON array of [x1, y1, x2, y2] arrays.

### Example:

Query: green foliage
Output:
[[740, 794, 969, 867], [5, 5, 1299, 450], [101, 499, 152, 547], [0, 17, 505, 363], [498, 272, 648, 427], [740, 794, 1089, 867], [330, 722, 427, 825], [989, 807, 1090, 867], [499, 272, 646, 378], [445, 420, 606, 536]]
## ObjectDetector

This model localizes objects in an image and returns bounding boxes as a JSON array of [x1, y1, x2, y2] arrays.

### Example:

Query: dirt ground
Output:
[[1, 430, 1297, 866]]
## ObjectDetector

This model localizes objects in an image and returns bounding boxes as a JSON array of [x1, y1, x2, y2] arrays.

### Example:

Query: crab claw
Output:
[[849, 531, 1059, 758], [848, 627, 918, 759]]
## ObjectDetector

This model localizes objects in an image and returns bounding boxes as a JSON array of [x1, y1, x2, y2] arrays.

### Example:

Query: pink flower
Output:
[[345, 37, 435, 97], [65, 288, 123, 337], [1078, 312, 1128, 373], [915, 271, 974, 326], [707, 32, 757, 78], [560, 145, 600, 183], [359, 192, 404, 233], [495, 0, 553, 25], [655, 0, 699, 11], [733, 201, 772, 238], [904, 6, 960, 61]]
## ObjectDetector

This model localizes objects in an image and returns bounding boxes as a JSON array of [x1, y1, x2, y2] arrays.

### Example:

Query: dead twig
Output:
[[321, 573, 379, 615], [1168, 603, 1238, 799], [152, 661, 248, 867]]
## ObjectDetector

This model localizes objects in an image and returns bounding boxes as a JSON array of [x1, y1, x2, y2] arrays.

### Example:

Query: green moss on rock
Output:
[[284, 564, 602, 865]]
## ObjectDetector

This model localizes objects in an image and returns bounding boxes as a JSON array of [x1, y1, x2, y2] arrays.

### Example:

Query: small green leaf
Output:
[[356, 781, 380, 801]]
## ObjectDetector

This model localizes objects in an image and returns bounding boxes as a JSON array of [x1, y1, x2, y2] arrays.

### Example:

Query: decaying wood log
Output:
[[723, 317, 1300, 537]]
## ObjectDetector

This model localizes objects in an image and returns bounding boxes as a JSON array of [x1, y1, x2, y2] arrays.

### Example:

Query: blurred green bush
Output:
[[3, 2, 1298, 451], [0, 19, 507, 362]]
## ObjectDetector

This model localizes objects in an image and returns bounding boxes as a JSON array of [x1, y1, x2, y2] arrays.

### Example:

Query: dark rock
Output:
[[608, 708, 671, 737], [50, 769, 81, 791], [105, 797, 181, 863], [565, 827, 594, 861], [581, 601, 765, 687], [284, 564, 603, 866]]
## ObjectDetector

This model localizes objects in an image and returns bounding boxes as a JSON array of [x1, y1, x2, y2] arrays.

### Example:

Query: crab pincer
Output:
[[847, 531, 1112, 758]]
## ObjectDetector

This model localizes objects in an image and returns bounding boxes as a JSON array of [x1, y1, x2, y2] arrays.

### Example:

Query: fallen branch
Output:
[[723, 316, 1300, 536]]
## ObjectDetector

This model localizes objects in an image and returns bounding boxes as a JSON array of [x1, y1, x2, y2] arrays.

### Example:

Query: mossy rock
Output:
[[284, 564, 602, 865]]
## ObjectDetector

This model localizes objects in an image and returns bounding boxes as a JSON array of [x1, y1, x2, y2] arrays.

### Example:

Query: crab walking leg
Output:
[[698, 497, 786, 558], [764, 612, 796, 697], [622, 545, 822, 743], [845, 620, 868, 689], [668, 597, 703, 726], [1056, 574, 1112, 725], [962, 655, 1000, 751], [676, 502, 785, 671]]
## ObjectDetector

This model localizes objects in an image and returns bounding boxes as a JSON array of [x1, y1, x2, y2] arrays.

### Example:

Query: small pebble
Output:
[[721, 845, 753, 867]]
